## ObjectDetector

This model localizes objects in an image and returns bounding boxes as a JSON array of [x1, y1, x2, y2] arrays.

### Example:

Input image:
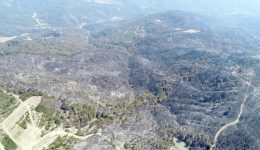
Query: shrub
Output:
[[47, 136, 72, 150], [1, 135, 17, 150], [19, 119, 27, 129]]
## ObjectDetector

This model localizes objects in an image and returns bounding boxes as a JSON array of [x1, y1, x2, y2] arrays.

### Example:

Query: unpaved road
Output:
[[210, 68, 256, 150], [0, 143, 5, 150]]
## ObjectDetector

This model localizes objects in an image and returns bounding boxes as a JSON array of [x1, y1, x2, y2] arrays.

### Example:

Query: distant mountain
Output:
[[0, 0, 140, 35], [1, 0, 260, 36]]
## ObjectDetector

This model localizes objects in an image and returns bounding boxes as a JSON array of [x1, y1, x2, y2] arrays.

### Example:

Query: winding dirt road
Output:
[[210, 68, 256, 150]]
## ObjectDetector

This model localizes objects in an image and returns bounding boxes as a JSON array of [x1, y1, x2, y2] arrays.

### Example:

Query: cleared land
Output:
[[0, 92, 95, 150], [0, 144, 4, 150], [171, 138, 188, 150], [0, 36, 16, 43]]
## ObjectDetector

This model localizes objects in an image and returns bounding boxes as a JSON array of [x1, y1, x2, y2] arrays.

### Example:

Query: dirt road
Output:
[[0, 144, 4, 150], [210, 68, 256, 150]]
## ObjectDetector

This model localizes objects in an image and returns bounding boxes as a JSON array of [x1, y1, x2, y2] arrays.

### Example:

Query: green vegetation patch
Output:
[[25, 113, 31, 123], [36, 101, 62, 130], [0, 129, 5, 141], [35, 103, 54, 115], [47, 136, 73, 150], [34, 94, 63, 131], [0, 90, 18, 121], [1, 135, 17, 150], [19, 119, 27, 129], [17, 88, 43, 101], [61, 100, 96, 128], [71, 103, 96, 127]]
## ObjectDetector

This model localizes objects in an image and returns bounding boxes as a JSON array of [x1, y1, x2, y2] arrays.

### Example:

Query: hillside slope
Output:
[[0, 11, 259, 150]]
